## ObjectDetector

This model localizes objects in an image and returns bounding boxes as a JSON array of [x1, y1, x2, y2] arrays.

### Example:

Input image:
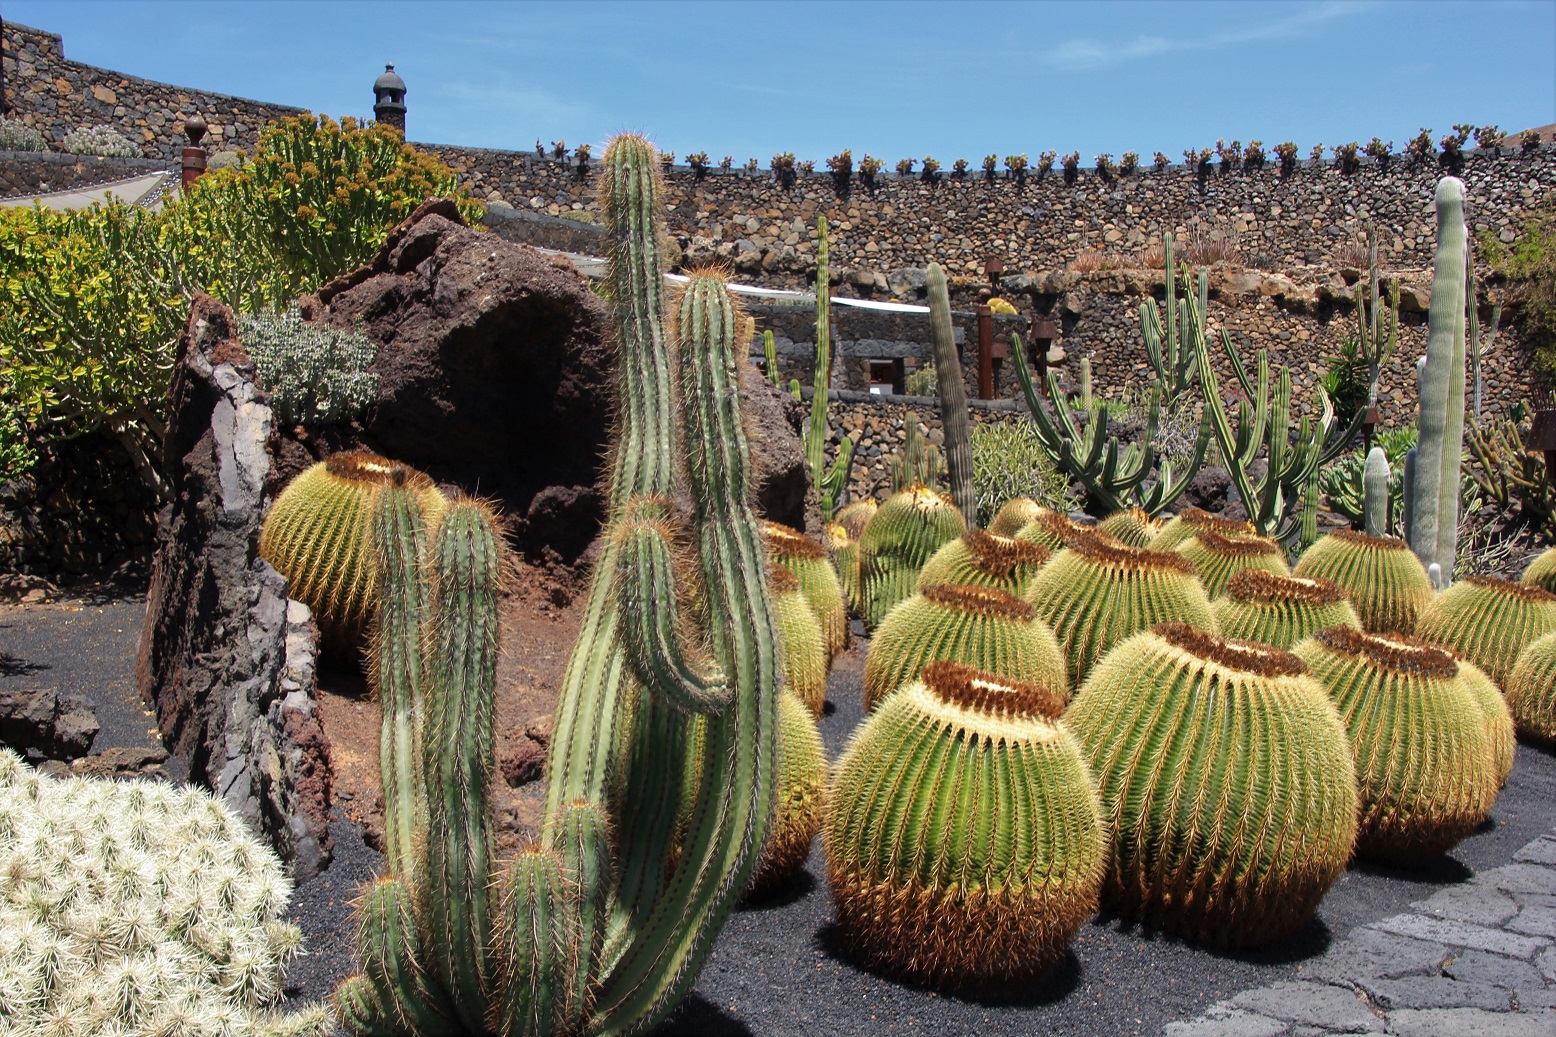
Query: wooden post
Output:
[[977, 304, 993, 400]]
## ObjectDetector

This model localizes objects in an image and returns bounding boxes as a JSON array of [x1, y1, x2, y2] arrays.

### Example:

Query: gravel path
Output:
[[6, 596, 1554, 1035]]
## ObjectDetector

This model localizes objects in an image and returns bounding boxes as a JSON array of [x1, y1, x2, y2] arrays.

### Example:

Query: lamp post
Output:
[[180, 114, 207, 194]]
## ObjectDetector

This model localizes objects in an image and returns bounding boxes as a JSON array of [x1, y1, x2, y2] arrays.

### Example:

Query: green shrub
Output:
[[1483, 199, 1556, 382], [0, 119, 47, 152], [238, 308, 379, 429], [904, 363, 938, 396], [970, 420, 1075, 527], [61, 124, 137, 157]]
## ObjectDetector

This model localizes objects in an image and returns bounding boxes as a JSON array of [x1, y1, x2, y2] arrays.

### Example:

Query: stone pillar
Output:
[[373, 63, 406, 135]]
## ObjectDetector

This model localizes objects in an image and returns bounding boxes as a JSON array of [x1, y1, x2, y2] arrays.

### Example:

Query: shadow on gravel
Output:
[[741, 869, 818, 909], [1351, 854, 1474, 886], [653, 993, 756, 1036], [812, 922, 1083, 1008], [0, 647, 49, 677], [1090, 911, 1335, 966]]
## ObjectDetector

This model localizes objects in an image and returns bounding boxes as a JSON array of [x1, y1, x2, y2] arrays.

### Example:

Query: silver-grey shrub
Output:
[[0, 119, 48, 152], [239, 308, 379, 429], [61, 124, 138, 158], [971, 420, 1076, 527]]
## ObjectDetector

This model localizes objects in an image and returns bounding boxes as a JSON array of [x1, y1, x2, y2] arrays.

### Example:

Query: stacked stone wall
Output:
[[0, 149, 170, 197]]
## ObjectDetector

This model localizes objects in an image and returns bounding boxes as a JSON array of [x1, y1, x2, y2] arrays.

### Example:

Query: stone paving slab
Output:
[[1161, 828, 1556, 1036]]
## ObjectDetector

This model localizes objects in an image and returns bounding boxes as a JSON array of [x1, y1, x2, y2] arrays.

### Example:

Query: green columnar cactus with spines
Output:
[[1507, 630, 1556, 744], [803, 217, 854, 519], [1364, 446, 1390, 536], [1292, 530, 1435, 635], [1026, 530, 1216, 689], [1413, 575, 1556, 690], [769, 566, 829, 718], [1521, 547, 1556, 593], [1409, 177, 1470, 586], [1065, 624, 1358, 946], [826, 661, 1105, 989], [1176, 529, 1291, 597], [260, 451, 447, 652], [0, 751, 329, 1036], [1098, 506, 1165, 548], [1211, 570, 1361, 649], [1139, 235, 1198, 406], [857, 484, 966, 627], [1449, 653, 1517, 788], [1012, 507, 1086, 551], [916, 528, 1051, 598], [928, 262, 977, 526], [1292, 628, 1498, 863], [988, 496, 1043, 536], [763, 521, 848, 662], [889, 419, 945, 492], [763, 329, 780, 388], [865, 584, 1069, 710], [749, 691, 826, 896], [1078, 356, 1094, 410], [343, 135, 780, 1037], [1148, 507, 1255, 553]]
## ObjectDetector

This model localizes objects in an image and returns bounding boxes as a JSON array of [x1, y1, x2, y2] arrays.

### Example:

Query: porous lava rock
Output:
[[136, 295, 333, 878]]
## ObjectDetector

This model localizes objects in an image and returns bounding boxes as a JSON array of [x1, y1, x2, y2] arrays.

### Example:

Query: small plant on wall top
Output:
[[720, 155, 733, 169], [1334, 141, 1361, 175], [895, 157, 915, 176], [921, 156, 941, 182], [1407, 129, 1435, 165], [1523, 128, 1544, 154], [1120, 151, 1139, 174], [1036, 151, 1055, 177], [772, 151, 796, 186], [1061, 150, 1081, 183], [1274, 141, 1299, 172], [1244, 140, 1266, 170], [687, 150, 710, 179], [951, 157, 969, 179], [983, 153, 998, 180], [1363, 137, 1391, 168], [1309, 142, 1326, 165], [1095, 153, 1113, 180], [1475, 125, 1504, 155], [796, 159, 815, 175], [1216, 139, 1241, 174], [1153, 151, 1171, 171], [1006, 153, 1029, 184], [859, 153, 882, 187]]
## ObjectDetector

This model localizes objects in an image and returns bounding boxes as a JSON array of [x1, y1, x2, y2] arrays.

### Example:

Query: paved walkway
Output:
[[1164, 830, 1556, 1036], [0, 171, 173, 211]]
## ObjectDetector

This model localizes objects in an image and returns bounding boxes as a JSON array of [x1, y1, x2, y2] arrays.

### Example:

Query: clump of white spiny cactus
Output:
[[0, 750, 329, 1036]]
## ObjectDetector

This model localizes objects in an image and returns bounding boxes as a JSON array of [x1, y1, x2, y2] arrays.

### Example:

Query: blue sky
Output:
[[7, 1, 1554, 165]]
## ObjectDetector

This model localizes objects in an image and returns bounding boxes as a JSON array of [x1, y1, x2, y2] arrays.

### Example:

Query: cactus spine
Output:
[[928, 262, 978, 526], [803, 217, 855, 519], [1175, 529, 1290, 597], [1408, 177, 1469, 586], [1363, 446, 1390, 537], [1098, 506, 1165, 548], [1211, 570, 1362, 649]]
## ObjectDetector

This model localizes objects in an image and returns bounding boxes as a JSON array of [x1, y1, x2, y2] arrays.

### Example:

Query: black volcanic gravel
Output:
[[8, 596, 1554, 1036]]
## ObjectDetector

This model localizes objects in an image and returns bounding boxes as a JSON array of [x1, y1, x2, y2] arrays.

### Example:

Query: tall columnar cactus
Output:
[[803, 217, 855, 519], [1175, 528, 1291, 597], [857, 483, 966, 627], [1138, 235, 1198, 407], [1293, 627, 1499, 863], [1413, 575, 1556, 690], [1211, 570, 1361, 650], [1507, 630, 1556, 744], [1293, 530, 1435, 635], [1148, 506, 1255, 553], [928, 262, 978, 525], [260, 451, 447, 652], [763, 520, 849, 662], [1364, 446, 1391, 537], [1026, 529, 1216, 689], [988, 496, 1043, 536], [341, 135, 781, 1037], [864, 583, 1069, 710], [916, 527, 1052, 599], [1065, 624, 1358, 946], [1098, 506, 1165, 548], [826, 661, 1106, 989], [1408, 177, 1470, 586]]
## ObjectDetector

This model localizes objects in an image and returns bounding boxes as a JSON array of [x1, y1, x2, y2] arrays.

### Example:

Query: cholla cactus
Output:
[[0, 750, 328, 1036]]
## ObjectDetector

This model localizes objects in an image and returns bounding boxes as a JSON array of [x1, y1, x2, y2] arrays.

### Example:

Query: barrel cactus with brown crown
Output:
[[824, 521, 863, 615], [1212, 570, 1361, 649], [834, 498, 878, 539], [1176, 529, 1291, 597], [1521, 546, 1556, 594], [1414, 575, 1556, 690], [1098, 506, 1166, 548], [916, 528, 1051, 599], [1012, 508, 1086, 551], [1292, 627, 1499, 864], [857, 484, 966, 627], [1292, 530, 1435, 635], [748, 690, 826, 897], [1026, 530, 1216, 689], [763, 521, 849, 661], [1148, 506, 1255, 553], [260, 451, 448, 652], [1064, 623, 1357, 946], [826, 660, 1105, 989], [769, 566, 829, 717], [988, 496, 1044, 536], [1508, 630, 1556, 744], [865, 584, 1069, 710]]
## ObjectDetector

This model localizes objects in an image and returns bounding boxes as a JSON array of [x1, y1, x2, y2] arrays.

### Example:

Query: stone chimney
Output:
[[373, 63, 406, 134]]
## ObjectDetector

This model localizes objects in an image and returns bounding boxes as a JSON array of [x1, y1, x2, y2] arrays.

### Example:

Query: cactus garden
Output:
[[3, 18, 1556, 1030]]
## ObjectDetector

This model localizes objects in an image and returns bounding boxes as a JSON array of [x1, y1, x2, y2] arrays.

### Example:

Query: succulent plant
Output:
[[1147, 506, 1255, 553], [260, 451, 447, 652], [1211, 570, 1361, 649], [988, 496, 1044, 536], [763, 520, 849, 661], [916, 527, 1051, 598], [770, 565, 829, 717], [1065, 623, 1357, 946], [1098, 506, 1166, 548], [1292, 529, 1435, 635], [1293, 627, 1498, 864], [0, 750, 329, 1036], [835, 498, 878, 539], [823, 520, 863, 616], [1507, 630, 1556, 744], [826, 660, 1105, 989], [1520, 546, 1556, 594], [1012, 507, 1086, 551], [1026, 529, 1216, 689], [857, 484, 966, 627], [1449, 653, 1517, 788], [865, 583, 1069, 711], [1414, 575, 1556, 690], [748, 690, 827, 896], [1176, 528, 1291, 597]]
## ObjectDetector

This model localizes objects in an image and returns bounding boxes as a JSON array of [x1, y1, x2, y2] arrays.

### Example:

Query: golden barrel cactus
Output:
[[1176, 529, 1290, 598], [988, 496, 1044, 536], [1211, 571, 1361, 650], [1292, 530, 1434, 635], [1148, 507, 1255, 553], [915, 528, 1051, 599], [769, 566, 829, 717], [1098, 506, 1166, 549], [1414, 575, 1556, 690], [1012, 508, 1086, 552], [1508, 630, 1556, 745], [1520, 546, 1556, 594], [748, 691, 826, 896], [763, 521, 849, 662], [857, 484, 965, 628]]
